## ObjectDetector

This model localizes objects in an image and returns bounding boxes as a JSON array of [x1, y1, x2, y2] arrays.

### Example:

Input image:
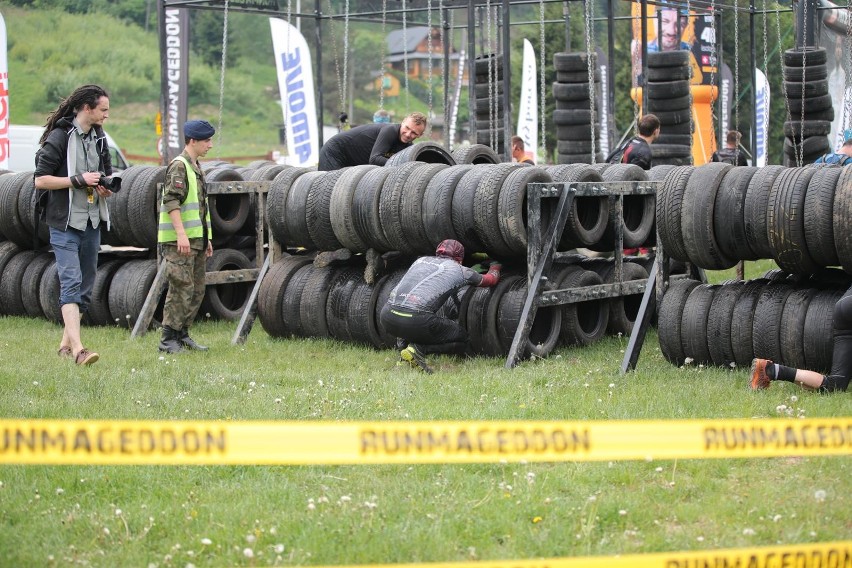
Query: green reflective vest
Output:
[[157, 155, 211, 243]]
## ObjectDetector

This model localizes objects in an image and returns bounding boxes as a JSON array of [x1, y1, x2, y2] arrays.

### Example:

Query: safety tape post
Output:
[[0, 417, 849, 465]]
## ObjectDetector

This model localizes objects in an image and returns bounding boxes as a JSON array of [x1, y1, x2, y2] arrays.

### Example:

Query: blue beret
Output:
[[184, 120, 215, 140]]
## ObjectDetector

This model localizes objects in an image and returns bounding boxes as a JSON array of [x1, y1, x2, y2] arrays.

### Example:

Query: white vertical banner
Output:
[[754, 69, 770, 167], [158, 6, 189, 164], [270, 17, 319, 167], [0, 12, 9, 170], [516, 39, 538, 162]]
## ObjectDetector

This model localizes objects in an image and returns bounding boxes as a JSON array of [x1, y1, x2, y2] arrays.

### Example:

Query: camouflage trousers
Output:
[[161, 244, 206, 330]]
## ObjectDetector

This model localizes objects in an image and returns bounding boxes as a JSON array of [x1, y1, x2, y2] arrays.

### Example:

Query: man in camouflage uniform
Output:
[[157, 120, 214, 353]]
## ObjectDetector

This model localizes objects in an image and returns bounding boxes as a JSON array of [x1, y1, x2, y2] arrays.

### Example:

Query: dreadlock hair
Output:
[[39, 84, 109, 145]]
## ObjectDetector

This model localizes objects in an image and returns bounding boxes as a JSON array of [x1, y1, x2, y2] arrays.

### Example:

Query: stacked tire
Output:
[[659, 272, 849, 372], [473, 53, 506, 154], [552, 52, 603, 164], [782, 47, 832, 166], [645, 50, 692, 166]]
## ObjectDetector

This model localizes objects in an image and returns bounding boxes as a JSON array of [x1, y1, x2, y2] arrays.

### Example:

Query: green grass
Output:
[[0, 261, 849, 567]]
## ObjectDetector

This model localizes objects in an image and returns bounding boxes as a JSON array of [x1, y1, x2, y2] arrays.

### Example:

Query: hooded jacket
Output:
[[33, 117, 113, 231]]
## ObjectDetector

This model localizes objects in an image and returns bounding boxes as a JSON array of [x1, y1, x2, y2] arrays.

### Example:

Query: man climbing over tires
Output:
[[317, 111, 427, 170], [813, 137, 852, 166], [750, 286, 852, 393], [379, 239, 501, 373], [157, 120, 215, 354]]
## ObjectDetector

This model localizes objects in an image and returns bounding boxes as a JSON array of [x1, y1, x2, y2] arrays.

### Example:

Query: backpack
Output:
[[714, 147, 739, 165], [815, 152, 852, 166], [605, 140, 630, 165]]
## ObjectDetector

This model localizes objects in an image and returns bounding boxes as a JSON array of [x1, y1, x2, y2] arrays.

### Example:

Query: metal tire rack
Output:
[[504, 178, 664, 371], [129, 179, 276, 344]]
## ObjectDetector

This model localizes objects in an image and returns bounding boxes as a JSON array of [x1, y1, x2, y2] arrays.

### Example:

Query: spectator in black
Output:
[[318, 111, 426, 170], [379, 239, 501, 373], [750, 287, 852, 392], [511, 135, 535, 164], [607, 114, 660, 170], [711, 130, 749, 166]]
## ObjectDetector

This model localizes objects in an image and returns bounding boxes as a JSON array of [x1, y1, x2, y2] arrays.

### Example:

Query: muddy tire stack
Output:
[[645, 51, 692, 167], [473, 53, 506, 155], [552, 52, 603, 165]]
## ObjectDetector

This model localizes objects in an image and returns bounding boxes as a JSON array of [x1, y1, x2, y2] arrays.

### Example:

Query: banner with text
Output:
[[516, 39, 538, 163], [158, 6, 189, 163], [0, 12, 9, 170], [270, 17, 319, 167]]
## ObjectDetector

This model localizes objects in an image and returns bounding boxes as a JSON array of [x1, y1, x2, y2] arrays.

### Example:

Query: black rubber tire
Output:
[[38, 260, 63, 325], [783, 79, 829, 99], [257, 255, 313, 338], [803, 166, 841, 268], [706, 281, 746, 368], [782, 64, 827, 82], [107, 259, 159, 329], [655, 165, 693, 263], [729, 279, 767, 367], [496, 276, 562, 358], [283, 170, 325, 249], [658, 122, 693, 135], [325, 267, 364, 343], [645, 94, 692, 112], [832, 166, 852, 273], [548, 164, 609, 248], [279, 262, 315, 338], [379, 162, 427, 253], [471, 163, 524, 254], [646, 79, 690, 99], [743, 165, 785, 259], [306, 168, 346, 252], [385, 142, 456, 166], [0, 172, 32, 249], [107, 165, 147, 246], [556, 265, 609, 347], [452, 165, 498, 255], [788, 93, 834, 114], [199, 248, 253, 321], [451, 144, 501, 165], [126, 166, 166, 248], [299, 265, 338, 338], [374, 268, 406, 348], [783, 46, 827, 67], [329, 165, 378, 253], [658, 278, 700, 365], [681, 163, 735, 269], [0, 249, 39, 316], [779, 287, 818, 369], [247, 164, 288, 181], [651, 144, 692, 159], [557, 140, 598, 154], [654, 108, 692, 125], [553, 97, 598, 111], [266, 167, 311, 247], [473, 82, 504, 99], [553, 51, 596, 72], [598, 164, 655, 250], [423, 165, 475, 247], [351, 167, 394, 251], [767, 166, 818, 274], [400, 163, 450, 255], [679, 283, 719, 366], [783, 120, 831, 138], [552, 81, 598, 101], [86, 258, 125, 326], [205, 167, 250, 240], [345, 278, 379, 348], [20, 252, 53, 320], [714, 166, 758, 261], [15, 175, 49, 248], [487, 166, 550, 257], [556, 124, 601, 140], [473, 53, 503, 74], [597, 261, 648, 336], [552, 109, 596, 126], [468, 274, 518, 357], [751, 281, 796, 363], [555, 153, 600, 165], [556, 69, 601, 83], [647, 65, 690, 82], [803, 288, 845, 373], [647, 50, 691, 67], [655, 134, 693, 146]]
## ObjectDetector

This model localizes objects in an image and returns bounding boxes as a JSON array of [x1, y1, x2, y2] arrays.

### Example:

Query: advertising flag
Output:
[[754, 69, 770, 167], [516, 39, 538, 162], [0, 12, 9, 170], [158, 6, 190, 163], [270, 17, 319, 167]]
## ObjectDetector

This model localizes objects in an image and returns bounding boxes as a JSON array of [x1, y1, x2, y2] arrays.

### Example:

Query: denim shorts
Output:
[[49, 224, 100, 311]]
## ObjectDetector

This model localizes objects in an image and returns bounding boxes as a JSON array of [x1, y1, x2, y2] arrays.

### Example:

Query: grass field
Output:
[[0, 261, 849, 566]]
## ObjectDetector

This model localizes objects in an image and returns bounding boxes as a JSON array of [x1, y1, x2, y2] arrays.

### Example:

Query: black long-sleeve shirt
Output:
[[318, 123, 410, 169]]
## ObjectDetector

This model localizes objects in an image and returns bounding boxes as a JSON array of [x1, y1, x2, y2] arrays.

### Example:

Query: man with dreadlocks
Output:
[[34, 84, 115, 366], [379, 239, 502, 373]]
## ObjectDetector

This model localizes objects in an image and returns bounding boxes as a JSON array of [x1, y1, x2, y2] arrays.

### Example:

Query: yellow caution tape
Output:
[[0, 417, 849, 465], [310, 541, 852, 568]]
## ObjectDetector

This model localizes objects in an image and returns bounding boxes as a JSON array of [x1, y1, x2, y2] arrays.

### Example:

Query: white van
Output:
[[6, 124, 130, 172]]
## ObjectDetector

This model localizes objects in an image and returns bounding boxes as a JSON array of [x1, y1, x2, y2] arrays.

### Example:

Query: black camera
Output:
[[97, 173, 121, 193]]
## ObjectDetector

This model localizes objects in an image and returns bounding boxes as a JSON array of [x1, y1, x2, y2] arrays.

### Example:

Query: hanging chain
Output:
[[540, 0, 547, 162], [584, 0, 596, 163], [708, 0, 716, 149], [343, 0, 350, 119], [845, 0, 852, 138], [687, 0, 695, 151], [485, 0, 495, 146], [217, 0, 230, 154], [379, 0, 387, 111], [733, 0, 740, 138], [775, 3, 792, 162], [427, 0, 434, 137], [402, 0, 410, 112], [796, 0, 808, 166], [329, 5, 345, 116]]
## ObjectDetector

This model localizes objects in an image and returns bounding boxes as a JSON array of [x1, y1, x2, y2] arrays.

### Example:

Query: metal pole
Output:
[[641, 0, 648, 111], [157, 0, 168, 167], [564, 1, 571, 51], [468, 0, 476, 144], [315, 0, 324, 145], [444, 4, 452, 148], [750, 0, 758, 162], [502, 0, 512, 157], [795, 0, 820, 47], [716, 12, 724, 147], [606, 0, 616, 152]]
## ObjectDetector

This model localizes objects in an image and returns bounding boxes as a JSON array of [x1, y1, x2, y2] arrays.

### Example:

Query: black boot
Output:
[[158, 325, 184, 353], [180, 328, 209, 351]]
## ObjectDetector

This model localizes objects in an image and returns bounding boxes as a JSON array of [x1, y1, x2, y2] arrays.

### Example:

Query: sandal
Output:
[[57, 346, 73, 358], [75, 348, 99, 366]]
